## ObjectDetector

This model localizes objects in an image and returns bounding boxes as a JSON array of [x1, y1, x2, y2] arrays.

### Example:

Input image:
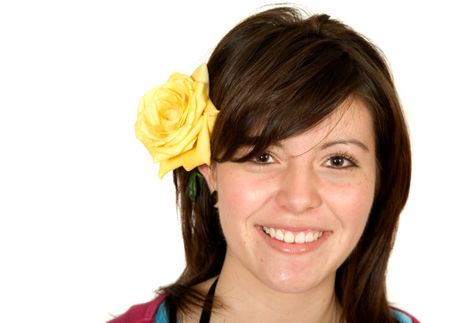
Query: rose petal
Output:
[[191, 64, 209, 87], [136, 64, 219, 178]]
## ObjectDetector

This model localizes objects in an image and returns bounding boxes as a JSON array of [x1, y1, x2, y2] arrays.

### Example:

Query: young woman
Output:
[[111, 6, 419, 323]]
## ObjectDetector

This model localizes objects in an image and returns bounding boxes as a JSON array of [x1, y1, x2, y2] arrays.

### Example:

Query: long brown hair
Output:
[[163, 6, 411, 323]]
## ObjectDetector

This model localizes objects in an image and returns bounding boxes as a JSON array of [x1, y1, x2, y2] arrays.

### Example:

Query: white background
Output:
[[0, 1, 448, 322]]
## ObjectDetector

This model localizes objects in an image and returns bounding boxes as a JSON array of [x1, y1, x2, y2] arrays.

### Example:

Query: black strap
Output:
[[199, 277, 219, 323]]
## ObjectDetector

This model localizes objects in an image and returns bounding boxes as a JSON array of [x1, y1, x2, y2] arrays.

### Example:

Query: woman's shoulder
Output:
[[390, 307, 420, 323], [107, 293, 168, 323]]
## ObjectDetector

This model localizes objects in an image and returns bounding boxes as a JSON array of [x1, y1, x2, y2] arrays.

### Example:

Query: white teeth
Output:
[[262, 226, 324, 244], [275, 229, 284, 241], [284, 231, 294, 243], [269, 228, 276, 238], [295, 232, 306, 243]]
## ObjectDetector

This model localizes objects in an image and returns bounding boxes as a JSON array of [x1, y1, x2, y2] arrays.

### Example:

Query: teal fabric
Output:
[[154, 301, 170, 323], [391, 308, 413, 323]]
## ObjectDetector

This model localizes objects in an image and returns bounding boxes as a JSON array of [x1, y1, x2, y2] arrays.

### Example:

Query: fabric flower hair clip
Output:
[[135, 64, 219, 178]]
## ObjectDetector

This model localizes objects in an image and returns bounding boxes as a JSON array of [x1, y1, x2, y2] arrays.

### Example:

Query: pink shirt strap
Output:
[[107, 293, 168, 323]]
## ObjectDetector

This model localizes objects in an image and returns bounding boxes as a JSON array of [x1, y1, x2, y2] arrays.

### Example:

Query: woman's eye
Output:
[[254, 153, 274, 164], [325, 155, 356, 168]]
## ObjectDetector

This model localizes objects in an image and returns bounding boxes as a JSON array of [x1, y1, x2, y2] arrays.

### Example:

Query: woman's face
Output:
[[201, 100, 377, 294]]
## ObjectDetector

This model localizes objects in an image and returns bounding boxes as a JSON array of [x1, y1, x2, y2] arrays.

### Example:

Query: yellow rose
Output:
[[135, 64, 219, 178]]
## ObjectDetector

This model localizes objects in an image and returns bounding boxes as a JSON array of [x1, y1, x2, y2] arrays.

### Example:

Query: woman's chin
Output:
[[256, 269, 333, 295]]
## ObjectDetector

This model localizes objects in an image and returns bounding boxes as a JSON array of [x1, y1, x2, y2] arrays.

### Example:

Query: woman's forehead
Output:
[[276, 100, 375, 154]]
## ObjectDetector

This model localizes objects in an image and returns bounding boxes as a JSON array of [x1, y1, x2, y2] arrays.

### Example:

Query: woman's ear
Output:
[[198, 164, 216, 192]]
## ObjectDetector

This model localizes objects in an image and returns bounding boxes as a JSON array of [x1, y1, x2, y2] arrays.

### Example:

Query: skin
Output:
[[195, 99, 377, 323]]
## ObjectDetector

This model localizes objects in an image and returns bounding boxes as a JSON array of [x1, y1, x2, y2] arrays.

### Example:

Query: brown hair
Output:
[[163, 6, 411, 323]]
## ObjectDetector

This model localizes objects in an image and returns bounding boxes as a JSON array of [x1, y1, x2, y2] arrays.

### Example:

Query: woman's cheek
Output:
[[324, 177, 375, 230]]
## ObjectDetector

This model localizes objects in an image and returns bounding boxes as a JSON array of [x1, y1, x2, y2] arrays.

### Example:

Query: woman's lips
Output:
[[258, 225, 331, 254]]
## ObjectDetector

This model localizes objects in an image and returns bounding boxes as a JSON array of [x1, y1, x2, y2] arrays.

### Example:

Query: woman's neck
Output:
[[209, 253, 342, 323]]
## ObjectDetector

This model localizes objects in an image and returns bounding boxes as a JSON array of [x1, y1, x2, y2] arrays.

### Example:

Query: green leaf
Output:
[[187, 170, 203, 202]]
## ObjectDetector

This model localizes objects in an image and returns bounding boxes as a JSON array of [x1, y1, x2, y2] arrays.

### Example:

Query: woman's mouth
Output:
[[262, 226, 324, 244]]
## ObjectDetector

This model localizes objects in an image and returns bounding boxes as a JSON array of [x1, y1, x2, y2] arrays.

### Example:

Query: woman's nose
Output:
[[275, 163, 322, 214]]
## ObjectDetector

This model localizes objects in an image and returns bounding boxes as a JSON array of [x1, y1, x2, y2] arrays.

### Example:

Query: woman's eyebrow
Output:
[[320, 139, 370, 152]]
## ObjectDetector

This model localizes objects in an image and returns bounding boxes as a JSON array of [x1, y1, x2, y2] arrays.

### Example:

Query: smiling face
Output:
[[200, 99, 377, 294]]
